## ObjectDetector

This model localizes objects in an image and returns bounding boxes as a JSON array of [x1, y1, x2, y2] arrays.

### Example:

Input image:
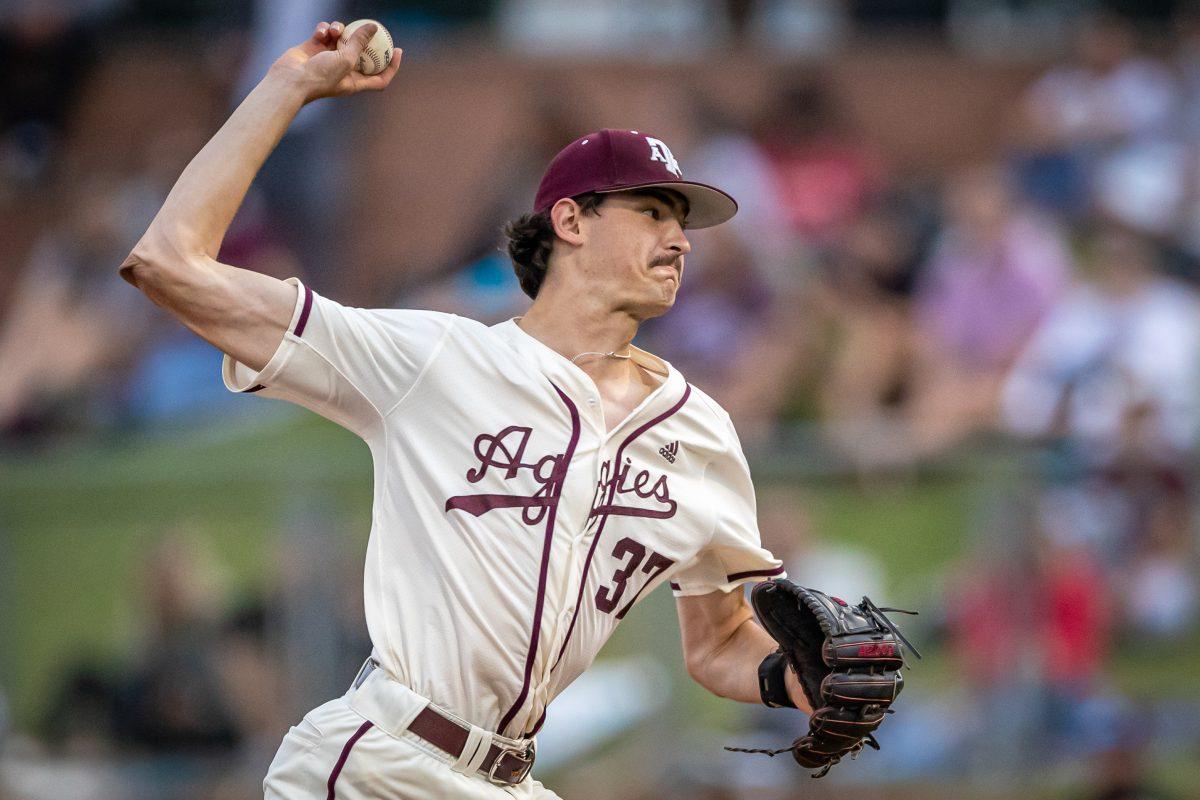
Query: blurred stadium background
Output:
[[3, 0, 1200, 798]]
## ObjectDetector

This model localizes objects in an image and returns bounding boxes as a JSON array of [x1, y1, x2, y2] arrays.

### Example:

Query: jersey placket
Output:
[[519, 361, 680, 736]]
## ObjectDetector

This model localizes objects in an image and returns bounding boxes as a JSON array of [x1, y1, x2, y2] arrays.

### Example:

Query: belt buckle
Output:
[[487, 738, 535, 786]]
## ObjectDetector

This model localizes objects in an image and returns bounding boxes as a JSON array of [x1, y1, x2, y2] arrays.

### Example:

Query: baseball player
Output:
[[120, 22, 815, 799]]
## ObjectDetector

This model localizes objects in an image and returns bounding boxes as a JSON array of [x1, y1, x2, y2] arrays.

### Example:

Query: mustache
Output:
[[649, 255, 682, 269]]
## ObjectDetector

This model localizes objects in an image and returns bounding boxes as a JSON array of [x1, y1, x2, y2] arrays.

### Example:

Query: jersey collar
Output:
[[491, 318, 687, 430]]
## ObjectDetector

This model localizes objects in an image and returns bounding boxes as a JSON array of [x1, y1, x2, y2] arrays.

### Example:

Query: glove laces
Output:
[[861, 596, 923, 660]]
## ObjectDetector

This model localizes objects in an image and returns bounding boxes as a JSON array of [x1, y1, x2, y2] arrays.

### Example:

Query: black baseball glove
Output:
[[726, 579, 920, 777]]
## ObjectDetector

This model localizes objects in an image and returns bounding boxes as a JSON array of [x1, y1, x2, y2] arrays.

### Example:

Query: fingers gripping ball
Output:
[[342, 19, 394, 75], [726, 580, 921, 778]]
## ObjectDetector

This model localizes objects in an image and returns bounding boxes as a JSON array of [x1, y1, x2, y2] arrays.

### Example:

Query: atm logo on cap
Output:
[[646, 137, 682, 178]]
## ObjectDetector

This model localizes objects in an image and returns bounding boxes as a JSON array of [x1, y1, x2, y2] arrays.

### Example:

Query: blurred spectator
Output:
[[1035, 534, 1113, 745], [1124, 494, 1199, 637], [756, 78, 885, 248], [1018, 11, 1184, 230], [1070, 711, 1183, 800], [944, 533, 1043, 773], [43, 666, 122, 757], [904, 164, 1070, 458], [112, 533, 239, 753], [1003, 224, 1200, 459], [0, 174, 159, 436], [813, 193, 933, 467]]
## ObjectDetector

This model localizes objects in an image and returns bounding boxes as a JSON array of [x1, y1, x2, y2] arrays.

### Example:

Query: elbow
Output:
[[118, 231, 200, 291], [683, 648, 720, 696], [118, 242, 156, 288], [686, 661, 736, 701]]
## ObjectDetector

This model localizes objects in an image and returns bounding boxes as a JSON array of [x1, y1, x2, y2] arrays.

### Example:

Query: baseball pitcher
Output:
[[120, 21, 913, 799]]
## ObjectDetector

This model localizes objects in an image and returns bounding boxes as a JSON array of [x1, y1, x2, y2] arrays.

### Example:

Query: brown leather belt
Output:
[[354, 659, 535, 786], [407, 705, 536, 785]]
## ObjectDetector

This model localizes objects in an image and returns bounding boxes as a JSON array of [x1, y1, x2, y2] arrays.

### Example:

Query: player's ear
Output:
[[550, 198, 586, 247]]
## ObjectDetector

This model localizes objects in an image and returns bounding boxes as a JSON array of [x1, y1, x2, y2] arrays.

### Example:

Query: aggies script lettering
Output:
[[444, 425, 678, 524], [444, 422, 679, 619], [444, 425, 562, 525]]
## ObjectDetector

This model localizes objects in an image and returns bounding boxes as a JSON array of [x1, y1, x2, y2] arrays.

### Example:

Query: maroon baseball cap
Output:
[[533, 129, 738, 229]]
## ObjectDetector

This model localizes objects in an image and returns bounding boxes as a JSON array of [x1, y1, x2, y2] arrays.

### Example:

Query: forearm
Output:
[[118, 70, 306, 364], [131, 68, 308, 269], [692, 614, 810, 712]]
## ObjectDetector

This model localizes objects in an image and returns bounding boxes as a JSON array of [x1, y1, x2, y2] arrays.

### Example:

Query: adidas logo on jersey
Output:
[[659, 441, 679, 463]]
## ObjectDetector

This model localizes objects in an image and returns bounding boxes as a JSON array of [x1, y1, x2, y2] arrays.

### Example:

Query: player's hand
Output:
[[272, 21, 402, 104]]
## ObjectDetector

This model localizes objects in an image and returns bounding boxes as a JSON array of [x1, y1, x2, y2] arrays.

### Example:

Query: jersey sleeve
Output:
[[222, 278, 454, 438], [669, 414, 784, 596]]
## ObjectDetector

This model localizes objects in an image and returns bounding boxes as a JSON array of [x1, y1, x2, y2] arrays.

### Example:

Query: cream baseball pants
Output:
[[263, 665, 562, 799]]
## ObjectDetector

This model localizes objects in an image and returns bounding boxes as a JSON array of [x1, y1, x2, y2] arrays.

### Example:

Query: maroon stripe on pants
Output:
[[326, 720, 373, 800]]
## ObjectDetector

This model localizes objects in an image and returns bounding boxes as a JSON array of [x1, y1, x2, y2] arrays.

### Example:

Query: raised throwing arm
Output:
[[119, 21, 401, 371]]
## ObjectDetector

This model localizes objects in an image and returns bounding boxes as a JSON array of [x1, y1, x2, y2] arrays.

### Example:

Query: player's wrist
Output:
[[264, 59, 322, 106], [783, 663, 811, 713], [758, 650, 798, 709]]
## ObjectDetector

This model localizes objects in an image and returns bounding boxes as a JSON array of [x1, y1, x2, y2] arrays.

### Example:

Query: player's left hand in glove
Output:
[[726, 579, 920, 778]]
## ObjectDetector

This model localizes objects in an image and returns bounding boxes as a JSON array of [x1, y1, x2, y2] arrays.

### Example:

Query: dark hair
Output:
[[503, 192, 605, 299]]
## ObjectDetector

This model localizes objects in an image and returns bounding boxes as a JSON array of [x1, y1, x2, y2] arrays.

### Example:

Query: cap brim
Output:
[[595, 180, 738, 229]]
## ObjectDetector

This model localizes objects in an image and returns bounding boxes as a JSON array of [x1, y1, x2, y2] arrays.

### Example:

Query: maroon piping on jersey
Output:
[[242, 284, 314, 394], [726, 565, 785, 582], [294, 284, 314, 337], [496, 382, 582, 736], [547, 384, 692, 684], [326, 720, 373, 799], [669, 567, 784, 594]]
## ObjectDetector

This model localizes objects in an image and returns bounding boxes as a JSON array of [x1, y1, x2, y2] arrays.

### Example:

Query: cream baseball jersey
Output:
[[224, 279, 784, 738]]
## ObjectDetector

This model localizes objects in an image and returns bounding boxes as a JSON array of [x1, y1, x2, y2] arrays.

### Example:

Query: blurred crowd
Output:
[[3, 1, 1200, 798], [16, 523, 372, 800]]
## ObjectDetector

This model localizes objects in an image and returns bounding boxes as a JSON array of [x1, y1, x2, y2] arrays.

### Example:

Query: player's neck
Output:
[[517, 298, 640, 383]]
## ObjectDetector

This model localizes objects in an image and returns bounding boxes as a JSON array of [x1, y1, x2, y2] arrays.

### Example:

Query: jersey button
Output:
[[587, 397, 598, 405]]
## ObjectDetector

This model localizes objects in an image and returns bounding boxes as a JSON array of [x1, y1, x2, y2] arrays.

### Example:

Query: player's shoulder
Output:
[[354, 306, 458, 327], [370, 310, 524, 355], [683, 382, 734, 428], [672, 381, 743, 457], [356, 306, 518, 340]]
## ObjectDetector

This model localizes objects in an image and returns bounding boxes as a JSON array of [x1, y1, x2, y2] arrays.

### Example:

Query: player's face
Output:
[[577, 190, 691, 319]]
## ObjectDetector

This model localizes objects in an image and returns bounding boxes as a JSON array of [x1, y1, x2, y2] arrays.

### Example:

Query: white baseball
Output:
[[341, 19, 394, 76]]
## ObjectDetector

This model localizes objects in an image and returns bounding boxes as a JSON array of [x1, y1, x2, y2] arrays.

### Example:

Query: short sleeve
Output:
[[670, 414, 784, 596], [222, 278, 454, 438]]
